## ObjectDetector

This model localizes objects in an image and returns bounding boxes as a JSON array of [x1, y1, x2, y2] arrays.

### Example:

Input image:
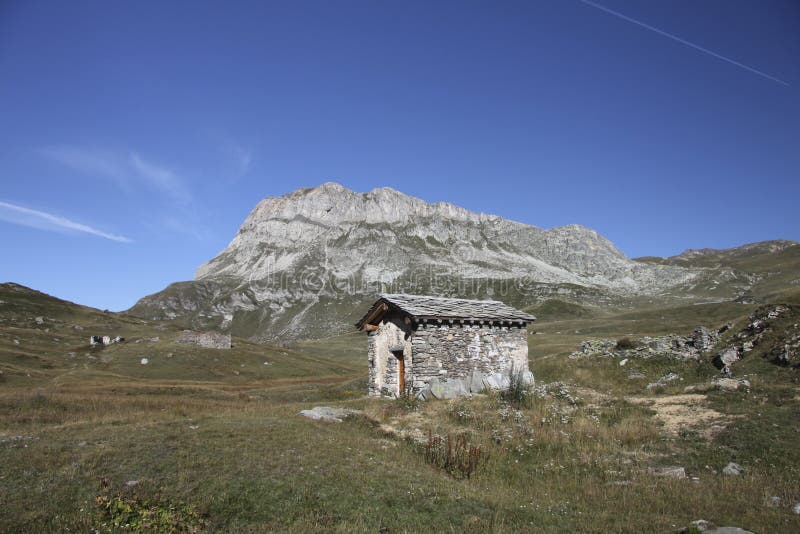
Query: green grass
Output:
[[2, 283, 800, 531]]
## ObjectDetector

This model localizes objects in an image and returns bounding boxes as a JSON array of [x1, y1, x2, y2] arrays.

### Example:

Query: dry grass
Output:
[[2, 283, 800, 531]]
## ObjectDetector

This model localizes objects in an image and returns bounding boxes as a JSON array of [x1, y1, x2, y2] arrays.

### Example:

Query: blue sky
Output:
[[1, 0, 798, 311]]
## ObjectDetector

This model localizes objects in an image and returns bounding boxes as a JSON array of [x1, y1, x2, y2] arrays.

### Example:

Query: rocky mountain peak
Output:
[[133, 183, 709, 341]]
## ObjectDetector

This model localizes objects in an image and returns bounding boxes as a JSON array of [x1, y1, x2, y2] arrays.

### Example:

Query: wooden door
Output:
[[397, 355, 405, 395]]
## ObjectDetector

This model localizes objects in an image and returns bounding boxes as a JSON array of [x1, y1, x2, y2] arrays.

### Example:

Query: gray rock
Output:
[[468, 369, 485, 393], [713, 377, 750, 392], [689, 519, 711, 531], [722, 462, 744, 476], [704, 528, 754, 534], [650, 466, 686, 479], [483, 372, 511, 390], [439, 379, 468, 399], [792, 502, 800, 515], [713, 347, 741, 373], [298, 406, 361, 422], [646, 372, 680, 391], [427, 377, 445, 399], [692, 326, 718, 352], [521, 370, 534, 385]]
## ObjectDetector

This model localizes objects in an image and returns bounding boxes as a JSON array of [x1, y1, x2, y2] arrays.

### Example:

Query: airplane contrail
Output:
[[0, 200, 131, 242], [581, 0, 789, 86]]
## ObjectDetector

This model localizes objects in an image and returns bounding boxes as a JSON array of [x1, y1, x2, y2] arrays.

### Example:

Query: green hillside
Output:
[[2, 281, 799, 532]]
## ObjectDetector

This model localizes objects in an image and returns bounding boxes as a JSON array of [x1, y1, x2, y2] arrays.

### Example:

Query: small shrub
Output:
[[391, 383, 421, 414], [424, 431, 487, 479], [447, 398, 474, 423], [500, 369, 531, 409], [93, 479, 207, 533], [615, 337, 637, 350]]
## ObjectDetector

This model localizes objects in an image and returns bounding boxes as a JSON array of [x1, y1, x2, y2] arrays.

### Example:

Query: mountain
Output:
[[635, 240, 800, 302], [128, 183, 794, 341]]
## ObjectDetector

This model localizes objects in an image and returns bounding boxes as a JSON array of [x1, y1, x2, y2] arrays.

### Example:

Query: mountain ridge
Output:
[[128, 183, 795, 341]]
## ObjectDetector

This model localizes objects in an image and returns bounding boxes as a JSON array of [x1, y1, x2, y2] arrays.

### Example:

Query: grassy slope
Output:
[[2, 283, 800, 531], [636, 241, 800, 302]]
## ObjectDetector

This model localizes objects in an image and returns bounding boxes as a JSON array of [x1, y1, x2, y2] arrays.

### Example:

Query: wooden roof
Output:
[[355, 293, 536, 329]]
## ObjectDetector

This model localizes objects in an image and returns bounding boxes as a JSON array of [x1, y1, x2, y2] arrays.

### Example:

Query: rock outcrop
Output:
[[712, 304, 799, 373], [571, 325, 725, 361], [572, 304, 799, 376]]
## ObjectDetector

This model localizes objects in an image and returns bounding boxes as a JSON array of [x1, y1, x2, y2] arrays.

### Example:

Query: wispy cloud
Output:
[[219, 138, 253, 181], [40, 146, 193, 205], [129, 152, 192, 205], [0, 200, 131, 242], [38, 146, 128, 189], [581, 0, 789, 87]]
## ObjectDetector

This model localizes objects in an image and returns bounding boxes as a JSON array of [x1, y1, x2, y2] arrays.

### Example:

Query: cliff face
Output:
[[130, 182, 698, 341], [196, 182, 690, 288]]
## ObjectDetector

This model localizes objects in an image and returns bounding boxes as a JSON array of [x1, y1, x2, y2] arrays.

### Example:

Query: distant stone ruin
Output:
[[175, 330, 231, 349], [89, 335, 125, 346]]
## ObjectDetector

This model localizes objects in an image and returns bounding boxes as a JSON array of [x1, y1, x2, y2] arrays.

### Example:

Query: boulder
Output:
[[468, 369, 485, 393], [713, 377, 750, 392], [713, 347, 741, 373], [646, 372, 680, 391], [722, 462, 744, 476], [438, 379, 468, 399], [692, 326, 718, 352], [483, 372, 511, 390], [427, 377, 445, 399], [298, 406, 361, 422], [650, 466, 686, 479], [521, 370, 535, 385]]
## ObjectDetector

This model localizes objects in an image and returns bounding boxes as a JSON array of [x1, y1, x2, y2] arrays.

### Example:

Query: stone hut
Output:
[[356, 294, 536, 399]]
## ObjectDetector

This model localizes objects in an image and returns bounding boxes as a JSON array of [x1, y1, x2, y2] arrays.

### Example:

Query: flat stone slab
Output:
[[649, 466, 687, 479], [298, 406, 362, 422]]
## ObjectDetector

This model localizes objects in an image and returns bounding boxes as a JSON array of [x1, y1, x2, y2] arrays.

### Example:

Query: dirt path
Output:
[[626, 393, 731, 439]]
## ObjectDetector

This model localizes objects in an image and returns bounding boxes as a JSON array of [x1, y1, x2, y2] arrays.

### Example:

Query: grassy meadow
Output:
[[1, 284, 799, 532]]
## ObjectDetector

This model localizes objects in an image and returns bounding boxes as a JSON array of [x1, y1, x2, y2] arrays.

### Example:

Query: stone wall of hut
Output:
[[368, 315, 532, 398]]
